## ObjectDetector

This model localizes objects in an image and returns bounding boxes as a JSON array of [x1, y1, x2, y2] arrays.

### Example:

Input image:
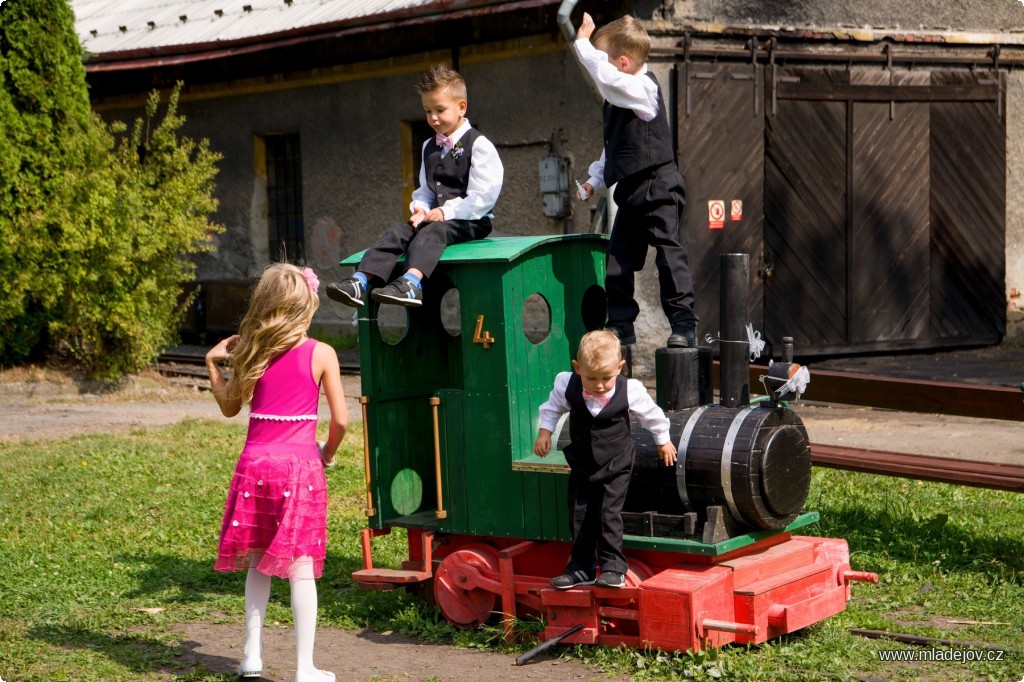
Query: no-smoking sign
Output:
[[731, 199, 743, 221], [708, 199, 725, 230]]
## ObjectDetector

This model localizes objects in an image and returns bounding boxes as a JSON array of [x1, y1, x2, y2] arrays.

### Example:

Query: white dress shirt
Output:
[[410, 118, 504, 221], [573, 38, 661, 193], [537, 371, 671, 446]]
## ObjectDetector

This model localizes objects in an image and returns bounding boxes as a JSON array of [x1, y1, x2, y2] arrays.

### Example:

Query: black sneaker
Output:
[[325, 277, 365, 307], [372, 278, 423, 307], [605, 323, 637, 346], [667, 326, 696, 348], [595, 571, 626, 588], [550, 569, 596, 590]]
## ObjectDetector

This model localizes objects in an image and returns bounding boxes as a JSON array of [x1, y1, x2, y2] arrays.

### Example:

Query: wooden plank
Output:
[[742, 363, 1024, 421], [778, 83, 999, 102], [677, 62, 766, 344], [929, 70, 1006, 342], [850, 80, 930, 344], [811, 443, 1024, 492], [804, 368, 1023, 420], [764, 68, 848, 350]]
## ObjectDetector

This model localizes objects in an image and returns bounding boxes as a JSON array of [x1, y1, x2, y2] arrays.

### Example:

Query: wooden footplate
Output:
[[352, 567, 432, 588]]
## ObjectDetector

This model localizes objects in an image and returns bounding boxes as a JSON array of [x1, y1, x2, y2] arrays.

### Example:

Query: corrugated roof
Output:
[[72, 0, 547, 59]]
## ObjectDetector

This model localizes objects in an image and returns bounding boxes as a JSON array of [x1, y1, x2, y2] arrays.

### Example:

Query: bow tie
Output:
[[582, 390, 611, 407], [435, 133, 454, 150]]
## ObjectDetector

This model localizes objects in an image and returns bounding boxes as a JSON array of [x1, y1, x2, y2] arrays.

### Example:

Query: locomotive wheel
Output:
[[433, 545, 500, 627], [626, 558, 654, 585], [603, 559, 654, 609]]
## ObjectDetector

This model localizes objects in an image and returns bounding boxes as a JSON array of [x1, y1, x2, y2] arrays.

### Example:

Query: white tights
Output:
[[244, 554, 321, 676]]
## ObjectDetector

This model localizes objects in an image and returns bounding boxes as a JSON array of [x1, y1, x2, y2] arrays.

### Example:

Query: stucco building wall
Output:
[[668, 0, 1024, 30], [101, 38, 609, 338]]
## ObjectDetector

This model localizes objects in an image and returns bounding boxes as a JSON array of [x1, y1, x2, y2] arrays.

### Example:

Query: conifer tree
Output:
[[0, 0, 98, 360]]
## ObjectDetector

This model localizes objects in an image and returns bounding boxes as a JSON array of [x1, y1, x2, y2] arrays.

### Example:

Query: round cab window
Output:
[[521, 293, 551, 345], [440, 288, 461, 336], [580, 285, 608, 331], [376, 304, 409, 345]]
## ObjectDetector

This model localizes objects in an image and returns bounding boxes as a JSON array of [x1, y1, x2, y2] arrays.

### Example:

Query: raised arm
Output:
[[206, 335, 243, 417]]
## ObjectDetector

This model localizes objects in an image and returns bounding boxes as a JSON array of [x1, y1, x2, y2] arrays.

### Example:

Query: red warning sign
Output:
[[708, 200, 725, 230], [730, 199, 743, 221]]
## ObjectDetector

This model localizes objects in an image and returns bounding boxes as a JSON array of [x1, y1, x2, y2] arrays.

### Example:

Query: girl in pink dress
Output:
[[205, 263, 348, 682]]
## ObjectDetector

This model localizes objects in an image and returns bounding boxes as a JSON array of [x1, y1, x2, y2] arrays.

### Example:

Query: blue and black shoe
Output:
[[325, 277, 365, 307], [372, 278, 423, 307], [550, 568, 596, 590], [595, 571, 626, 588]]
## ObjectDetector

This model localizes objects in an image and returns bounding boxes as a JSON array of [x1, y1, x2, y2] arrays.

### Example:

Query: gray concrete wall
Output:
[[668, 0, 1024, 31], [100, 39, 609, 340]]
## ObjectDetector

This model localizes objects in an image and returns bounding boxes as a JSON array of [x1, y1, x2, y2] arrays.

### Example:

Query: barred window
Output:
[[265, 133, 304, 263]]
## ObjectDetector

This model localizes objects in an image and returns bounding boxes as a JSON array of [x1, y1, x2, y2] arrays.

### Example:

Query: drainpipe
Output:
[[557, 0, 604, 103]]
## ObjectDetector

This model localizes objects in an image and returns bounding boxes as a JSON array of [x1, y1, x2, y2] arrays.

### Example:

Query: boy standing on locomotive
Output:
[[574, 12, 698, 349], [326, 64, 503, 308], [533, 330, 677, 589]]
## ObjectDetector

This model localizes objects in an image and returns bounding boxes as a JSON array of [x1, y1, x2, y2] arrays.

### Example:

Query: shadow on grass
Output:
[[25, 622, 239, 679], [817, 504, 1024, 577], [114, 550, 413, 629], [118, 554, 242, 603]]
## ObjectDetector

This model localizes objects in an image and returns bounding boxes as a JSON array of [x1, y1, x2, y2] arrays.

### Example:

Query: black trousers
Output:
[[566, 464, 632, 576], [358, 217, 492, 281], [607, 163, 697, 332]]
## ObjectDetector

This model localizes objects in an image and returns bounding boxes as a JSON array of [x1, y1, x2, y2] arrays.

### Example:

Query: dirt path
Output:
[[3, 369, 1019, 463], [175, 622, 622, 681]]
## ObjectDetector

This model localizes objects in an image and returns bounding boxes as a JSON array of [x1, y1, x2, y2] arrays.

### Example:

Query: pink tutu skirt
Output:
[[214, 442, 328, 579]]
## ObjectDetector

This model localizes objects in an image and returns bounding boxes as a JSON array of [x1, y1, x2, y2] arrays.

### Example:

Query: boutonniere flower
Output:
[[451, 141, 465, 159]]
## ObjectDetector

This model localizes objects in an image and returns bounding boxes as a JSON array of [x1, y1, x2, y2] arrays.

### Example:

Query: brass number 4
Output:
[[472, 315, 495, 349]]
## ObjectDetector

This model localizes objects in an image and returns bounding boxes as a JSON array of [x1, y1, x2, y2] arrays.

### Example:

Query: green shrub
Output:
[[49, 87, 223, 377], [0, 0, 223, 377]]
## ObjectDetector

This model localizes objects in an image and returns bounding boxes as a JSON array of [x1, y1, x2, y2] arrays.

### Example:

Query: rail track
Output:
[[157, 349, 1024, 491]]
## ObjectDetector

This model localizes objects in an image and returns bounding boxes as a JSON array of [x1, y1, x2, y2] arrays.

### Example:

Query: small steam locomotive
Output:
[[342, 235, 875, 653]]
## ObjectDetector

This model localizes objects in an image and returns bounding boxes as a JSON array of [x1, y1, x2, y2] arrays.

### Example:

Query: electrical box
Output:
[[538, 156, 570, 218]]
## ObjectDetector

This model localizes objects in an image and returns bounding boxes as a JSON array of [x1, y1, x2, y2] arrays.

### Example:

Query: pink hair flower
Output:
[[302, 267, 320, 293]]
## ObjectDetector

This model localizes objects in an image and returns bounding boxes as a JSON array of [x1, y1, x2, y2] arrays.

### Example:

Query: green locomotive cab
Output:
[[342, 234, 607, 540]]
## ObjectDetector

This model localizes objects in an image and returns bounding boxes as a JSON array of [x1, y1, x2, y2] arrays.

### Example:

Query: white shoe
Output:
[[294, 670, 335, 682], [237, 654, 262, 678]]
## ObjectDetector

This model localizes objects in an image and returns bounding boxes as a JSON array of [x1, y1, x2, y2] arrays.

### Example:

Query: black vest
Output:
[[424, 128, 480, 207], [602, 72, 674, 187], [565, 373, 634, 479]]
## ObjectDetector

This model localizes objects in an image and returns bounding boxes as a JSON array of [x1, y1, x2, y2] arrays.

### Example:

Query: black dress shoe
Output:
[[605, 323, 637, 346], [667, 328, 696, 348]]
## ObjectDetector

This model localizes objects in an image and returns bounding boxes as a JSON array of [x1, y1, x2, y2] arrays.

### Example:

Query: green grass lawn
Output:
[[0, 420, 1021, 681]]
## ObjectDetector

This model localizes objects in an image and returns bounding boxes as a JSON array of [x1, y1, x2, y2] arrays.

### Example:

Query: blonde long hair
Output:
[[229, 263, 319, 406]]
